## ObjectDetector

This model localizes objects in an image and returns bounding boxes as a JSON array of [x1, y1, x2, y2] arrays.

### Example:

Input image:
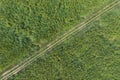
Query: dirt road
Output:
[[0, 0, 119, 80]]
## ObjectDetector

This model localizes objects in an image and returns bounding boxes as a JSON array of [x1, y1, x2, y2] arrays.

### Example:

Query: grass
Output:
[[9, 4, 120, 80], [0, 0, 114, 73]]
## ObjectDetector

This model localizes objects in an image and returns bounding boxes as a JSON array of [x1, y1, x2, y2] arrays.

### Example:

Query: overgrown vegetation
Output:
[[9, 5, 120, 80], [0, 0, 114, 73]]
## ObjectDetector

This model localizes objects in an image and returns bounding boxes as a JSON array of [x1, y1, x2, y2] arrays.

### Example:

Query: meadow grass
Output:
[[0, 0, 114, 73], [9, 5, 120, 80]]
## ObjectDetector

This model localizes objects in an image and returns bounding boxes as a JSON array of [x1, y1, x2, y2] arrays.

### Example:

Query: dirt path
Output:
[[0, 0, 119, 80]]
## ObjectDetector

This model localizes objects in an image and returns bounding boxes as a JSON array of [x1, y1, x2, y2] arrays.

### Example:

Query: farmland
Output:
[[0, 0, 115, 73], [9, 4, 120, 80]]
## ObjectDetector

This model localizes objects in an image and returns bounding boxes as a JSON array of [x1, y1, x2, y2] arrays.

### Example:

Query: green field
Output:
[[0, 0, 115, 73], [9, 5, 120, 80]]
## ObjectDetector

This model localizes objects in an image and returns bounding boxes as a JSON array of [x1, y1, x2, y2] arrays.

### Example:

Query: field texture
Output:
[[0, 0, 114, 73], [9, 4, 120, 80]]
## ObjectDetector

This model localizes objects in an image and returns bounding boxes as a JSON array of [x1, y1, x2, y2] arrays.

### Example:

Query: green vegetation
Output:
[[0, 0, 114, 73], [9, 5, 120, 80]]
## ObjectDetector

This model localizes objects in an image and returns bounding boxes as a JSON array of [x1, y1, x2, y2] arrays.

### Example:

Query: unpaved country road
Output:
[[0, 0, 120, 80]]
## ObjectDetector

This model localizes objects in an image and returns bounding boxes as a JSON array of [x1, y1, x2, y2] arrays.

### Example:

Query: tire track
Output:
[[0, 0, 119, 80]]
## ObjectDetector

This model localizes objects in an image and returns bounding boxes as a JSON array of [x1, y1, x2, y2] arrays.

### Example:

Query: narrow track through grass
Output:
[[0, 0, 119, 80]]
